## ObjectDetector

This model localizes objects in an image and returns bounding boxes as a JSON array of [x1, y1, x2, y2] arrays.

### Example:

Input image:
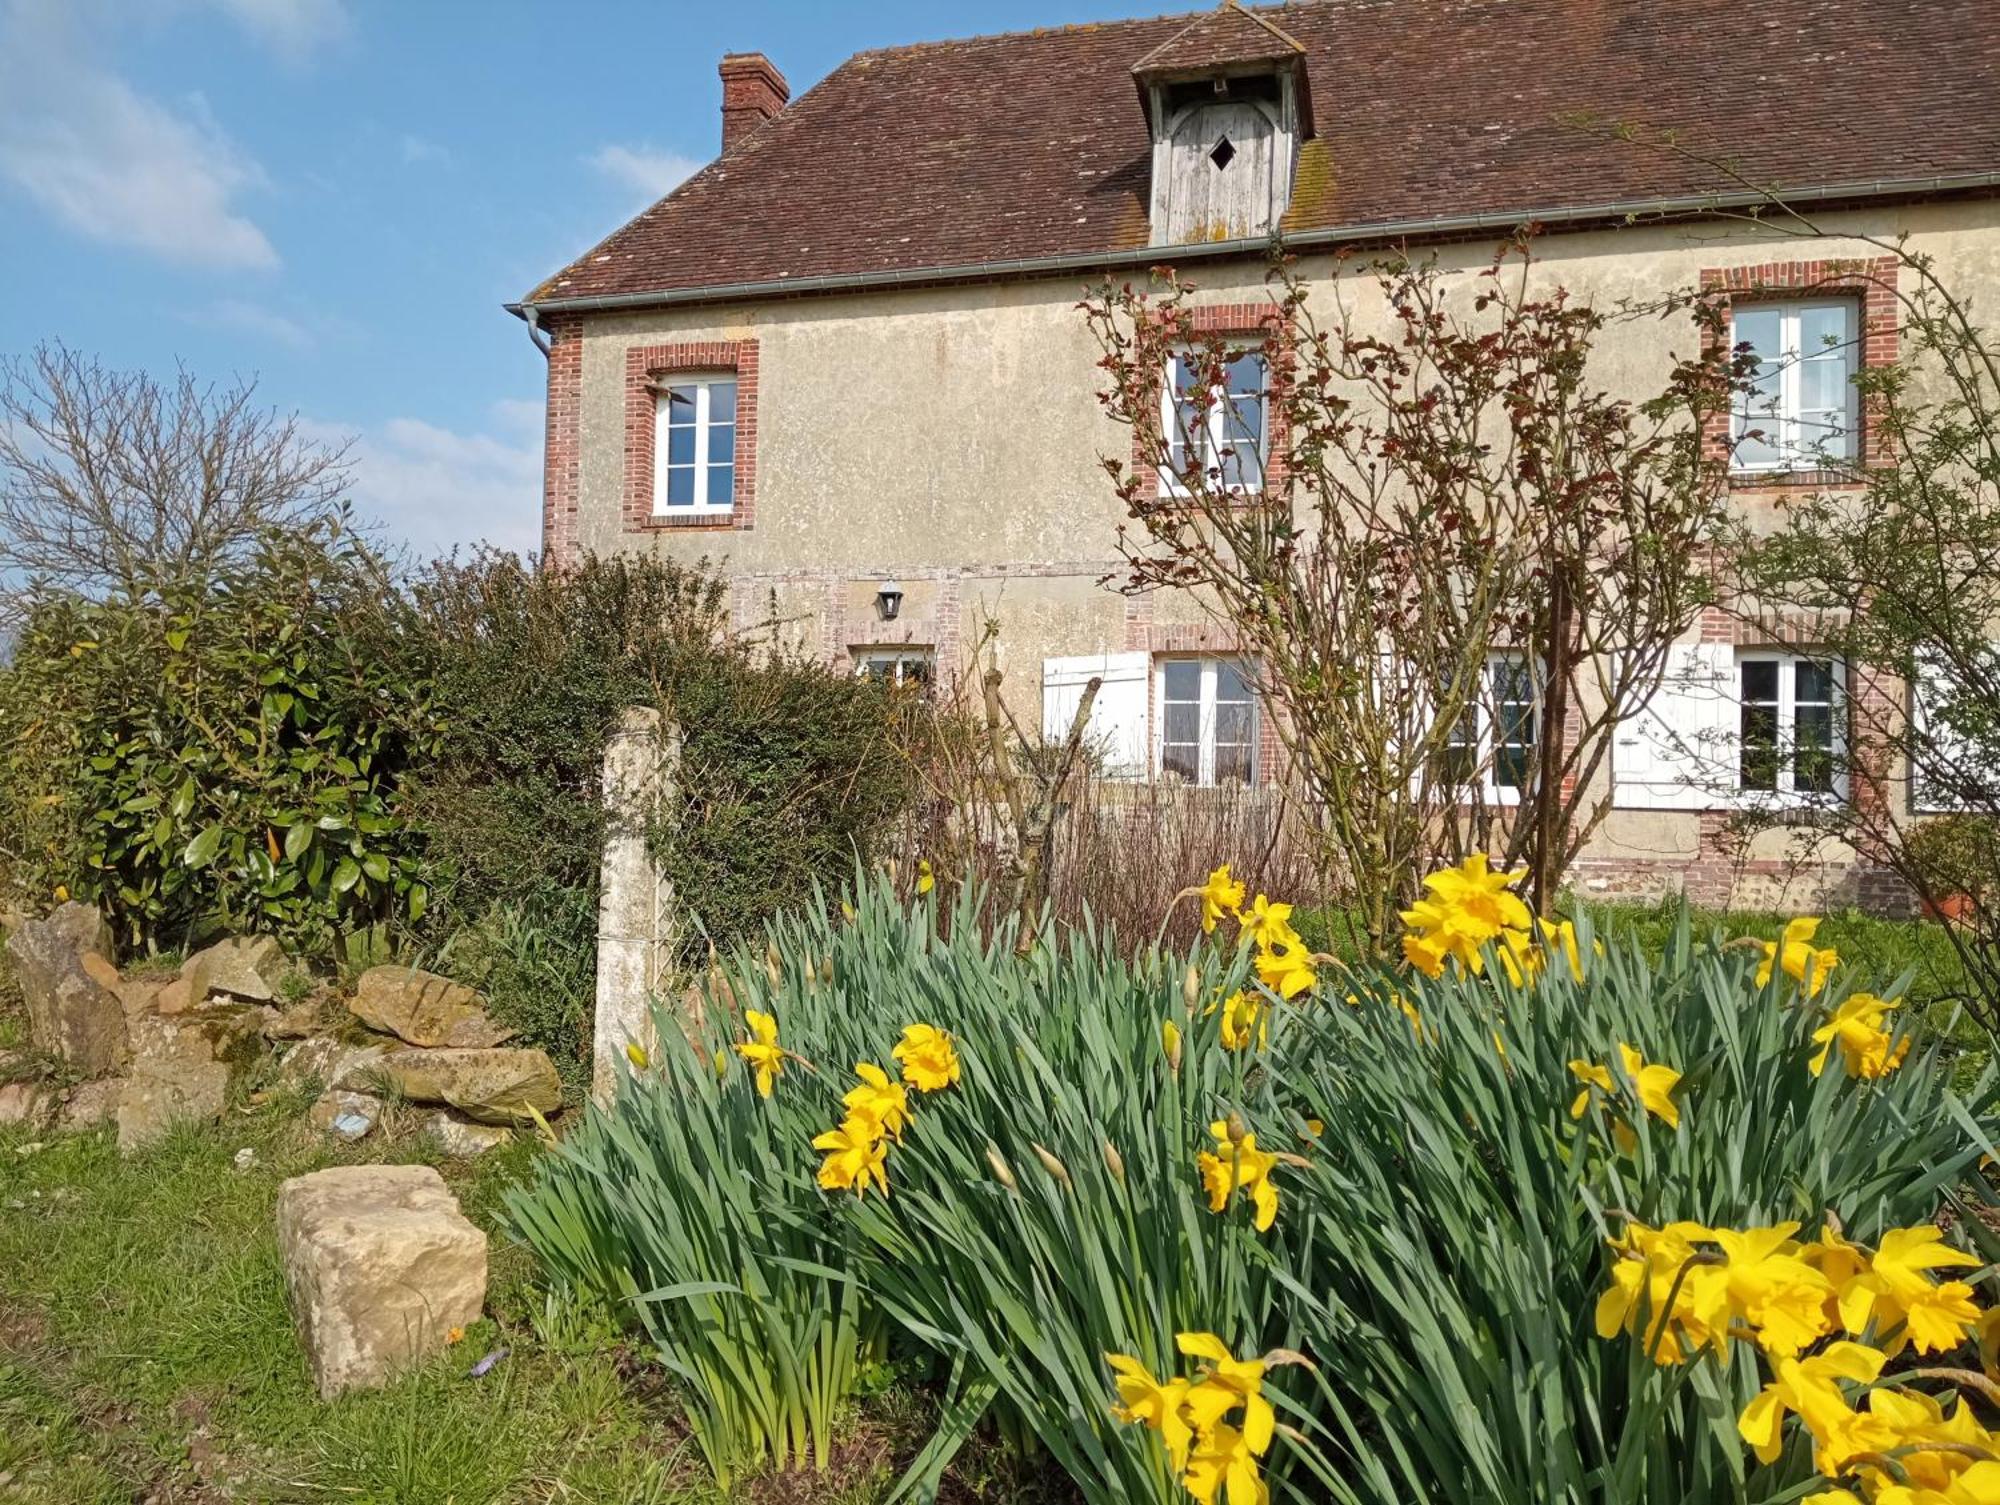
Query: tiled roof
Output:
[[1130, 2, 1304, 75], [526, 0, 2000, 308]]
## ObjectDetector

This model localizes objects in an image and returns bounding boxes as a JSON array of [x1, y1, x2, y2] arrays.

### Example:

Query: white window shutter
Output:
[[1613, 641, 1736, 810], [1042, 652, 1150, 779]]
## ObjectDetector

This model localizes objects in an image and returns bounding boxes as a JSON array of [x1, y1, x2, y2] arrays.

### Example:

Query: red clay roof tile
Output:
[[526, 0, 2000, 308]]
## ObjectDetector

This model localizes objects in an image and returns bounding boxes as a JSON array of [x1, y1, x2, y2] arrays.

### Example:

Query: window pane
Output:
[[1215, 702, 1251, 745], [1798, 304, 1850, 356], [667, 424, 695, 464], [1223, 353, 1264, 396], [1225, 392, 1263, 445], [1215, 660, 1251, 703], [1794, 703, 1835, 793], [1733, 308, 1781, 360], [708, 380, 737, 423], [665, 386, 698, 422], [707, 421, 735, 463], [1164, 702, 1200, 744], [1799, 356, 1849, 412], [1494, 742, 1533, 789], [1741, 703, 1779, 790], [705, 463, 734, 505], [1741, 660, 1780, 704], [1794, 659, 1834, 704], [664, 465, 694, 506], [1161, 743, 1199, 781], [1162, 660, 1201, 702], [1214, 743, 1252, 785]]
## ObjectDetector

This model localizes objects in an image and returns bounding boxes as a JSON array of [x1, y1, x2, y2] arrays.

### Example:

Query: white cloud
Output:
[[314, 405, 543, 559], [204, 0, 349, 65], [187, 297, 315, 348], [588, 143, 703, 202], [0, 0, 277, 269], [399, 133, 450, 167]]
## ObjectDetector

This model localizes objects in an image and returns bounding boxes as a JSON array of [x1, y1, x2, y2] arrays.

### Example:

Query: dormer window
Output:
[[1132, 3, 1313, 247]]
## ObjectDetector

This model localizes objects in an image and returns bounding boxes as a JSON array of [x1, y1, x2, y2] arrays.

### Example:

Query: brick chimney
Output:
[[719, 52, 789, 152]]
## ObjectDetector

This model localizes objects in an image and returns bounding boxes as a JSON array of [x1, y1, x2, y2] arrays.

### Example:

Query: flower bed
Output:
[[507, 862, 1998, 1503]]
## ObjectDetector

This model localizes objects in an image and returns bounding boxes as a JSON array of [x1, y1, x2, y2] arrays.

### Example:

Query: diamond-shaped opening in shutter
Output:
[[1209, 136, 1236, 170]]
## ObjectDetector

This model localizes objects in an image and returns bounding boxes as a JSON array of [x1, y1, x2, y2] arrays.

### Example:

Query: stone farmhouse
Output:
[[513, 0, 2000, 909]]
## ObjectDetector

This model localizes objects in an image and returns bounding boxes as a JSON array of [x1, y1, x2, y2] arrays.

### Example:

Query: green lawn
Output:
[[0, 1083, 1047, 1504]]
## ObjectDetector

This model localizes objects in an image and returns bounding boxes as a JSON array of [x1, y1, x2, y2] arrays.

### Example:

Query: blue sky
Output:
[[0, 0, 1142, 558]]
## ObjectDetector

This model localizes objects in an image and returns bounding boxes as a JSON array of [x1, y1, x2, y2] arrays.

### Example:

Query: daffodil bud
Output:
[[1182, 963, 1201, 1017], [985, 1143, 1018, 1192], [1101, 1139, 1126, 1184], [624, 1041, 649, 1070], [1224, 1111, 1249, 1146], [840, 899, 857, 923], [765, 939, 782, 990], [1161, 1019, 1182, 1073], [712, 1048, 730, 1079], [819, 956, 833, 987], [1031, 1143, 1071, 1187]]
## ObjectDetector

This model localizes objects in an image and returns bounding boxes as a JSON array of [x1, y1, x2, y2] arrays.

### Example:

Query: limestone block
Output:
[[5, 903, 126, 1074], [374, 1047, 561, 1125], [348, 966, 512, 1049], [275, 1165, 486, 1398]]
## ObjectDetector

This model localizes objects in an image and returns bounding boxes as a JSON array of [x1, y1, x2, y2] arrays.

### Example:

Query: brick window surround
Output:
[[622, 339, 760, 532], [1700, 256, 1900, 485], [1133, 302, 1293, 501]]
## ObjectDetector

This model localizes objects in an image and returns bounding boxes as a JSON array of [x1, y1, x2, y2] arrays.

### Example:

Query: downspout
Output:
[[521, 302, 552, 359]]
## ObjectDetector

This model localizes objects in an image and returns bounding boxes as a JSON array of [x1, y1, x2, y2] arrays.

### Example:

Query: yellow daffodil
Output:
[[1196, 864, 1246, 934], [916, 859, 935, 895], [1810, 991, 1911, 1079], [1540, 915, 1587, 983], [1401, 927, 1451, 978], [1737, 1341, 1886, 1464], [1253, 937, 1317, 1000], [1756, 916, 1839, 996], [1210, 990, 1267, 1051], [842, 1062, 911, 1141], [1595, 1220, 1727, 1364], [1181, 1422, 1263, 1505], [1196, 1120, 1279, 1232], [624, 1041, 649, 1070], [1177, 1332, 1275, 1455], [812, 1114, 888, 1196], [1568, 1043, 1681, 1134], [892, 1022, 960, 1092], [734, 1009, 785, 1098], [1496, 925, 1543, 987], [1398, 854, 1533, 976], [1104, 1352, 1196, 1471], [1711, 1222, 1836, 1357], [1237, 894, 1298, 954]]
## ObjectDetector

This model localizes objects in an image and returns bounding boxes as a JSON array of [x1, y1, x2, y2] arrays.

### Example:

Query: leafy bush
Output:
[[506, 873, 1994, 1502], [0, 518, 431, 953], [405, 551, 921, 1073]]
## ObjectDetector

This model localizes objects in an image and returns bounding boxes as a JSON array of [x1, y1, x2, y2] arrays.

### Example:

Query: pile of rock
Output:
[[0, 902, 562, 1157], [300, 964, 560, 1155]]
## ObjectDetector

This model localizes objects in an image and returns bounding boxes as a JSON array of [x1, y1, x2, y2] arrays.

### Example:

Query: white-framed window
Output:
[[1163, 349, 1267, 493], [1731, 300, 1859, 472], [1441, 652, 1539, 801], [1156, 655, 1257, 786], [854, 648, 934, 690], [1738, 651, 1845, 798], [653, 376, 737, 515]]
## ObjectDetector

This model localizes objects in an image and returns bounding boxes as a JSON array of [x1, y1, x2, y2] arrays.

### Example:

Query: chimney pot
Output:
[[719, 52, 789, 153]]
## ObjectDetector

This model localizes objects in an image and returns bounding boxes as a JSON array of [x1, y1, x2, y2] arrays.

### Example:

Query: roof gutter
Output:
[[506, 170, 2000, 321]]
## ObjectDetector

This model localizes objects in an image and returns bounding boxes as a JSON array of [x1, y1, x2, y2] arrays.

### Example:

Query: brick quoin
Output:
[[621, 340, 760, 534], [539, 315, 583, 570]]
